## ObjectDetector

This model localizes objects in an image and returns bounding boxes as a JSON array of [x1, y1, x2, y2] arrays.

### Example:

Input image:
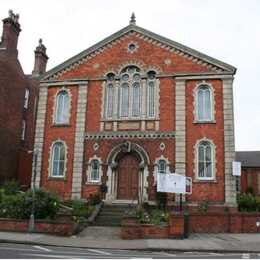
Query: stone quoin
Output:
[[33, 14, 237, 207]]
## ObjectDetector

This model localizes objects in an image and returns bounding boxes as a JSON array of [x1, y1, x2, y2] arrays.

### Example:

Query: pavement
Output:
[[0, 227, 260, 253]]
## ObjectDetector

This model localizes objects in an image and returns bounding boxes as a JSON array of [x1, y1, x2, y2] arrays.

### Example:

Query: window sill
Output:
[[85, 182, 101, 185], [101, 118, 159, 122], [52, 123, 71, 127], [193, 120, 216, 124], [193, 179, 217, 183]]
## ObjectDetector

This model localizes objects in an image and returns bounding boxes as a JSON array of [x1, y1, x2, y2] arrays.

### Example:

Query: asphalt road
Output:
[[0, 243, 259, 259]]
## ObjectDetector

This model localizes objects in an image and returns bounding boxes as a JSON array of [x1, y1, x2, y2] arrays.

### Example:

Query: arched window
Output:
[[147, 71, 156, 118], [132, 82, 140, 117], [197, 140, 214, 179], [51, 141, 66, 177], [106, 83, 114, 118], [120, 66, 141, 118], [91, 159, 100, 182], [120, 83, 129, 117], [158, 159, 167, 174], [196, 85, 213, 121], [55, 91, 70, 124]]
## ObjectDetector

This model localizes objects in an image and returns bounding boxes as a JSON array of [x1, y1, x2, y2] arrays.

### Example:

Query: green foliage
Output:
[[198, 201, 209, 213], [136, 208, 150, 224], [237, 193, 260, 212], [0, 188, 60, 220], [23, 189, 60, 219], [150, 209, 169, 225], [2, 180, 20, 195], [245, 186, 254, 196]]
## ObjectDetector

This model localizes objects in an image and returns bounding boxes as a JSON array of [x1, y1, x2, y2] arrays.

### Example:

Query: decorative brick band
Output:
[[85, 131, 175, 140], [71, 83, 88, 199], [222, 78, 236, 206], [32, 86, 48, 188]]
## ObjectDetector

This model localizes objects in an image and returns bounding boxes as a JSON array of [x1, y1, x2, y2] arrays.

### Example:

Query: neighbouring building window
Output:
[[24, 89, 29, 109], [197, 140, 214, 180], [50, 141, 66, 177], [196, 85, 213, 121], [103, 66, 158, 120], [55, 90, 70, 124], [90, 159, 100, 182], [158, 159, 167, 174], [21, 120, 26, 140]]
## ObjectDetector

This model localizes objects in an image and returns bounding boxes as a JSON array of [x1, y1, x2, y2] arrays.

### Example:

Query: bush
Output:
[[237, 193, 260, 212], [22, 189, 60, 219], [0, 188, 60, 220], [150, 209, 169, 225], [2, 180, 20, 195], [245, 186, 255, 195]]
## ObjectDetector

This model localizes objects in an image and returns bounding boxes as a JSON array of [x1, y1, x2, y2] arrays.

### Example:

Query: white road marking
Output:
[[242, 253, 250, 259], [87, 248, 112, 255], [33, 245, 51, 252], [154, 252, 176, 257], [24, 253, 74, 259]]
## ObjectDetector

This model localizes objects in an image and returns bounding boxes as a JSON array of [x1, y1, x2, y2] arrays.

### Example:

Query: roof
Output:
[[42, 23, 237, 81], [235, 151, 260, 168]]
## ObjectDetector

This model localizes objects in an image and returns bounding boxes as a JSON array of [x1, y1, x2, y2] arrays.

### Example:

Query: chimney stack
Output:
[[32, 38, 48, 77], [0, 10, 21, 57]]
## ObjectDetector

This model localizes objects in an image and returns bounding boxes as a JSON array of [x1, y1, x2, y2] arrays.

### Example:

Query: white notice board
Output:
[[232, 161, 241, 176]]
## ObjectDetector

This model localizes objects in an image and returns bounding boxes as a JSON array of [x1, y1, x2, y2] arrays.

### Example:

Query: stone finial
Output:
[[8, 9, 13, 18], [130, 12, 136, 25], [39, 38, 43, 46]]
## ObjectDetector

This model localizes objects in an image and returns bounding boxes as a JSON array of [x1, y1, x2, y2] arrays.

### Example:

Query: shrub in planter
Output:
[[2, 180, 20, 195], [0, 188, 60, 220], [237, 193, 260, 212], [22, 189, 60, 219], [150, 209, 169, 225]]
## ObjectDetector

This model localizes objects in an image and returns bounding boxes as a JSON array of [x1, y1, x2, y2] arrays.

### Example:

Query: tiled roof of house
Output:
[[235, 151, 260, 168]]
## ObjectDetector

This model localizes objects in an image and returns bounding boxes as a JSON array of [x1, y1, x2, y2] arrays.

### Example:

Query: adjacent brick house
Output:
[[0, 11, 48, 187], [34, 14, 237, 206], [236, 151, 260, 195]]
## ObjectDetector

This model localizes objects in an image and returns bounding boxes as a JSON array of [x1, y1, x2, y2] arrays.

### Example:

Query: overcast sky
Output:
[[1, 0, 259, 151]]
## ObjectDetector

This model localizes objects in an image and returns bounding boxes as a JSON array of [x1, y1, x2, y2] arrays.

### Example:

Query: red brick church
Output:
[[34, 14, 237, 207]]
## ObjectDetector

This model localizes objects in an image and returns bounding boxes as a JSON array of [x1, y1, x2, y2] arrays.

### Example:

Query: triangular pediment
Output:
[[42, 24, 236, 81]]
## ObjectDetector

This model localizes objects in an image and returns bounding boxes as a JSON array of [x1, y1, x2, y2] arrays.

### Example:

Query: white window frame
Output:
[[24, 88, 29, 109], [105, 83, 114, 119], [21, 120, 26, 140], [195, 83, 214, 122], [86, 155, 103, 184], [54, 90, 70, 125], [49, 140, 67, 178], [153, 155, 171, 184], [195, 138, 216, 181]]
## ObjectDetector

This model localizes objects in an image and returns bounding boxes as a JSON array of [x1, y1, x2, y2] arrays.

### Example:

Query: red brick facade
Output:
[[0, 11, 48, 187], [35, 17, 237, 206]]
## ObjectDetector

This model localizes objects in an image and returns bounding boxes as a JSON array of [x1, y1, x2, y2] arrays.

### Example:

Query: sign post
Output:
[[157, 172, 192, 211]]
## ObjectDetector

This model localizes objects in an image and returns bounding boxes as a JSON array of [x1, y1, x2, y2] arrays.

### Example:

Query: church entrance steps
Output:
[[93, 204, 132, 227]]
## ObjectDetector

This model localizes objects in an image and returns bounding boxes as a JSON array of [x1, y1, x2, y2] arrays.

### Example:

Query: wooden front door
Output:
[[117, 154, 139, 200]]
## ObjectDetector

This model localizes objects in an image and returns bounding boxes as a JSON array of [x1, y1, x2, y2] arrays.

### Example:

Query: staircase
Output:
[[94, 204, 131, 227]]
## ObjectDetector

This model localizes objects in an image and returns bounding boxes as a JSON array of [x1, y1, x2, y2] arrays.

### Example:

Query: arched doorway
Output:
[[106, 142, 150, 202], [117, 154, 139, 200]]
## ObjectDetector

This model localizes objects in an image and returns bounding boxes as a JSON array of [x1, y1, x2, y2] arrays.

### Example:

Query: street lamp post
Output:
[[28, 149, 38, 233]]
